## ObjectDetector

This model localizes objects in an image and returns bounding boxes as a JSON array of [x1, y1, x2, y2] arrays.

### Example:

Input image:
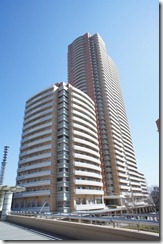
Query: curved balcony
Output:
[[26, 89, 53, 106], [22, 122, 52, 137], [74, 179, 102, 187], [74, 189, 104, 195], [19, 180, 51, 188], [74, 161, 101, 172], [14, 190, 50, 198], [73, 145, 99, 158], [72, 110, 96, 127], [126, 156, 136, 165], [24, 108, 53, 125], [119, 185, 130, 190], [25, 96, 53, 113], [19, 152, 52, 165], [17, 161, 51, 172], [130, 181, 141, 187], [125, 150, 136, 159], [17, 170, 51, 180], [73, 137, 98, 151], [24, 107, 53, 124], [123, 143, 134, 152], [71, 89, 94, 106], [74, 153, 101, 165], [128, 171, 139, 177], [21, 136, 52, 149], [71, 97, 95, 115], [74, 170, 102, 179], [72, 117, 97, 133], [121, 133, 132, 144], [72, 123, 97, 138], [73, 130, 98, 144], [116, 166, 127, 173], [117, 172, 128, 178], [127, 165, 138, 172], [19, 144, 52, 157], [116, 160, 126, 167], [115, 150, 125, 158], [73, 123, 98, 139], [21, 129, 52, 143], [23, 115, 53, 130], [112, 134, 122, 144], [130, 186, 142, 191], [25, 102, 53, 119], [72, 104, 95, 121], [75, 203, 105, 211], [114, 144, 123, 151], [118, 178, 129, 184], [115, 155, 125, 162], [131, 192, 144, 197]]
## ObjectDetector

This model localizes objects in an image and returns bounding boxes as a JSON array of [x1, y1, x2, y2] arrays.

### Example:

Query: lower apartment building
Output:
[[12, 81, 151, 213], [12, 82, 105, 213]]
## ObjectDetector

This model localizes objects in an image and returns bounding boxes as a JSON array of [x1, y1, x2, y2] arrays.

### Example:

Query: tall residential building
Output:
[[13, 82, 105, 213], [68, 33, 148, 207]]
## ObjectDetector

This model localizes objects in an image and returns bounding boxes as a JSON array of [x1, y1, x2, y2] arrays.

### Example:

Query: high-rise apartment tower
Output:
[[68, 33, 148, 207]]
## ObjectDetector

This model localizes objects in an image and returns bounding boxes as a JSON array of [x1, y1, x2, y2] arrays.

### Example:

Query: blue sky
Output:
[[0, 0, 159, 187]]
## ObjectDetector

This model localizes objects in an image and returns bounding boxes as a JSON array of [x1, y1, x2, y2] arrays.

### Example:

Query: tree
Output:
[[149, 186, 160, 212]]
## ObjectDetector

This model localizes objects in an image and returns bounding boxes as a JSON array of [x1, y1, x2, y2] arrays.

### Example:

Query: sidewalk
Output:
[[0, 221, 63, 240]]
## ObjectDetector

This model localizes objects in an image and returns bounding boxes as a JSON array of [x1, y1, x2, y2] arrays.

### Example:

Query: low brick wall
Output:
[[7, 215, 159, 241]]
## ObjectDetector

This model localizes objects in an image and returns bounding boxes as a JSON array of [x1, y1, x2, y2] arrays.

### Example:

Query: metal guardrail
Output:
[[64, 215, 159, 226], [8, 211, 159, 232]]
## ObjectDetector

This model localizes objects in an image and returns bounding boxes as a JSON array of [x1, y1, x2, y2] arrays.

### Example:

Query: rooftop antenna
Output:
[[0, 146, 9, 185]]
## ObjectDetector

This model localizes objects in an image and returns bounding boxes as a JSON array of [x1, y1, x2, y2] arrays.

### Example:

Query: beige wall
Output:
[[7, 215, 159, 241]]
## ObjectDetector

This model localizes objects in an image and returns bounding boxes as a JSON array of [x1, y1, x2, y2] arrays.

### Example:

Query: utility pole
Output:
[[0, 146, 9, 185]]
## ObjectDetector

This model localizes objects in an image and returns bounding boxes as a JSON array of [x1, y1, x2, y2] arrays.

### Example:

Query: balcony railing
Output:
[[73, 145, 99, 158], [25, 104, 53, 120], [16, 170, 51, 180], [74, 179, 103, 187], [74, 189, 104, 195], [19, 144, 52, 157], [73, 131, 98, 143], [75, 203, 105, 211], [19, 152, 52, 165], [17, 161, 51, 172], [23, 115, 53, 130], [19, 180, 51, 188], [21, 136, 52, 149], [14, 189, 50, 198], [22, 122, 52, 136], [21, 129, 52, 143], [74, 170, 102, 179], [74, 161, 101, 172], [74, 153, 101, 165]]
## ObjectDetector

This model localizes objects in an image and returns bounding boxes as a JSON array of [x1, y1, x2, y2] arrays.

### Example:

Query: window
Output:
[[57, 177, 62, 181]]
